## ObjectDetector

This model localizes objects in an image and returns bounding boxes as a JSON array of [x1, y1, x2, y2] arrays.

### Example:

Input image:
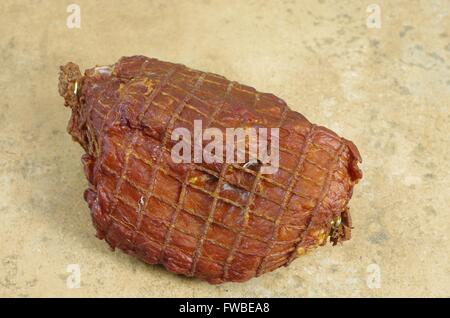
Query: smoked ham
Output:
[[58, 56, 362, 283]]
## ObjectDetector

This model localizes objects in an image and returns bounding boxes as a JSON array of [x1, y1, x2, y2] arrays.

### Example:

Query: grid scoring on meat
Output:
[[63, 56, 361, 283]]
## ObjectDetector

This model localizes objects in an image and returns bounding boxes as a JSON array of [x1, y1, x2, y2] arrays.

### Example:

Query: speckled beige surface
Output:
[[0, 0, 449, 297]]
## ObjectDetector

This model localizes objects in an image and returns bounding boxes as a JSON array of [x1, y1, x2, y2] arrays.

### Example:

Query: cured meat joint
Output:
[[58, 56, 362, 284]]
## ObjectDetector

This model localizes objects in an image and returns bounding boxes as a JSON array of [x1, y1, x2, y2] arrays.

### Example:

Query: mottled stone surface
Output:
[[0, 0, 448, 297]]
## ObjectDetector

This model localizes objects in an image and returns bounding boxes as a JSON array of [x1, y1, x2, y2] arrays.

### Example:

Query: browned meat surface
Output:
[[58, 56, 362, 284]]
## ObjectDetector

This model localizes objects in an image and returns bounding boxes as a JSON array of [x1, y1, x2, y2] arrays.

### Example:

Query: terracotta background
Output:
[[0, 0, 449, 297]]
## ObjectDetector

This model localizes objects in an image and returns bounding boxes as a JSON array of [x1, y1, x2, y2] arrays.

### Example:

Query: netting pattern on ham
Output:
[[64, 56, 360, 284]]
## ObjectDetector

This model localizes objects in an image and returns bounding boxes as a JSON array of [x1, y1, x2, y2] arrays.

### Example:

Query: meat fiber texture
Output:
[[58, 56, 362, 284]]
